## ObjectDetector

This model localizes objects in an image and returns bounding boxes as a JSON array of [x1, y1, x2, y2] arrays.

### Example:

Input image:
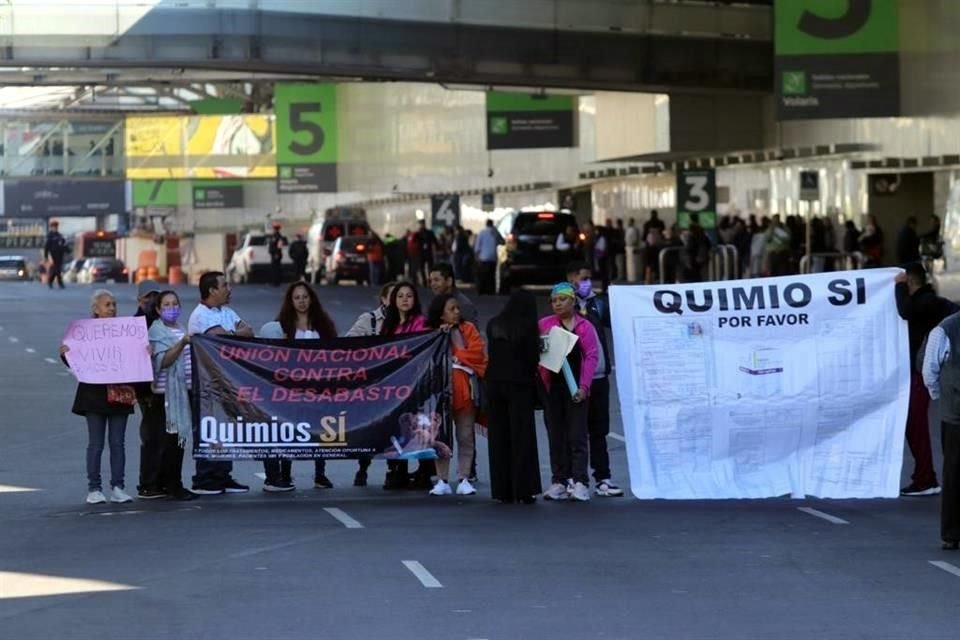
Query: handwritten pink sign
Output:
[[63, 317, 153, 384]]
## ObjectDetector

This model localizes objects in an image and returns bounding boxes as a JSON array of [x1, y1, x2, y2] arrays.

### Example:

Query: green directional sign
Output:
[[132, 179, 179, 215], [275, 83, 338, 193], [192, 180, 244, 209], [774, 0, 900, 120], [486, 92, 576, 150]]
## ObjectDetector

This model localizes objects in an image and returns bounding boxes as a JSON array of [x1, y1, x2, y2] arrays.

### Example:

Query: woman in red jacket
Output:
[[426, 293, 488, 496]]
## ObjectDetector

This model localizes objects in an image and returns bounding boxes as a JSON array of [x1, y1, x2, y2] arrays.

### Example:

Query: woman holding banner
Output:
[[485, 291, 542, 504], [60, 290, 135, 505], [426, 293, 487, 497], [146, 290, 196, 502], [538, 283, 600, 503], [380, 282, 429, 490], [259, 282, 342, 491]]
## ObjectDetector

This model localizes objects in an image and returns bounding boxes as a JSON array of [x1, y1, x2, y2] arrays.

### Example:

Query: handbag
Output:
[[106, 384, 136, 406]]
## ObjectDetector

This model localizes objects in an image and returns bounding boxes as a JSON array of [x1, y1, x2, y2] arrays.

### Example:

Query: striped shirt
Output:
[[154, 327, 192, 394]]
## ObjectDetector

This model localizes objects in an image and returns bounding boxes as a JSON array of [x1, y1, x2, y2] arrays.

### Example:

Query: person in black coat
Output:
[[895, 262, 956, 496], [485, 291, 543, 504], [896, 217, 921, 265], [60, 290, 136, 505], [44, 220, 68, 289]]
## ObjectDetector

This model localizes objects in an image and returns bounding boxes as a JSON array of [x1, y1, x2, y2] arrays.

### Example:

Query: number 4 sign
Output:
[[676, 168, 717, 230], [276, 83, 339, 193]]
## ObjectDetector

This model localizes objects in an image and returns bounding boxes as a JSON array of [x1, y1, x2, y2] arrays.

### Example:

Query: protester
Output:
[[429, 262, 478, 326], [642, 210, 665, 242], [426, 293, 487, 497], [187, 271, 254, 495], [415, 220, 438, 287], [474, 219, 503, 295], [133, 280, 165, 499], [346, 282, 395, 338], [289, 233, 308, 281], [566, 263, 624, 497], [486, 291, 542, 504], [860, 215, 885, 267], [44, 220, 68, 289], [146, 290, 196, 501], [897, 263, 955, 496], [765, 215, 791, 276], [268, 222, 287, 287], [750, 218, 769, 277], [259, 282, 348, 490], [380, 282, 429, 489], [538, 283, 600, 502], [682, 219, 711, 283], [61, 290, 135, 504], [452, 224, 474, 283], [896, 217, 921, 266], [921, 306, 960, 550]]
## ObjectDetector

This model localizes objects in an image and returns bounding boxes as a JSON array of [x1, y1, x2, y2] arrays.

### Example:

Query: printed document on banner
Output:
[[609, 269, 909, 499]]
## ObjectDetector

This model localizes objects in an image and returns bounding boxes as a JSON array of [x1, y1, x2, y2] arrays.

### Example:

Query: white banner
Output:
[[609, 269, 909, 499]]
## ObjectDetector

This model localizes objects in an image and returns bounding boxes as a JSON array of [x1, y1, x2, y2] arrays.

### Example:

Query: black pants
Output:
[[293, 259, 307, 281], [142, 396, 186, 492], [48, 262, 64, 288], [312, 457, 371, 479], [271, 258, 283, 286], [487, 382, 541, 502], [542, 380, 589, 485], [138, 396, 166, 492], [476, 261, 496, 295], [586, 377, 611, 482], [943, 422, 960, 543]]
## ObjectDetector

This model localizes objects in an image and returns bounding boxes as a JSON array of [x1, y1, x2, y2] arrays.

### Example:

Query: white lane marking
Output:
[[0, 571, 139, 599], [8, 336, 19, 343], [929, 560, 960, 578], [24, 348, 35, 354], [797, 507, 849, 525], [0, 484, 40, 493], [608, 432, 626, 442], [45, 358, 57, 364], [402, 560, 443, 588], [323, 507, 364, 529]]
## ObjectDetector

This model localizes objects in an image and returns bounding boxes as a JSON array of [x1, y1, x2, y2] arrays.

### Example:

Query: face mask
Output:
[[576, 279, 593, 298], [160, 308, 181, 323]]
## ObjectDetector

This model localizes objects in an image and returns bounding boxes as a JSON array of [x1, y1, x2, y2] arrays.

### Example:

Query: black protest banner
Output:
[[191, 331, 451, 461]]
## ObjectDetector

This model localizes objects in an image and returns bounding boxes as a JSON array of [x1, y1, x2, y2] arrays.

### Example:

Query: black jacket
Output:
[[289, 239, 308, 263], [485, 316, 539, 386], [895, 282, 956, 370], [896, 225, 920, 265], [71, 382, 135, 417], [44, 231, 68, 264]]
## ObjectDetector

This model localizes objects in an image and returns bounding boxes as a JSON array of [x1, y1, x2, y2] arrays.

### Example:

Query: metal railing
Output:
[[708, 244, 739, 281], [658, 246, 683, 284], [799, 252, 864, 274]]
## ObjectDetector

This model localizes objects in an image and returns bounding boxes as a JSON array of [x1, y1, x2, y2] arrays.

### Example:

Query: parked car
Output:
[[325, 236, 375, 285], [307, 215, 371, 282], [495, 209, 579, 292], [78, 257, 129, 284], [0, 256, 30, 281], [62, 258, 87, 284], [226, 232, 293, 284]]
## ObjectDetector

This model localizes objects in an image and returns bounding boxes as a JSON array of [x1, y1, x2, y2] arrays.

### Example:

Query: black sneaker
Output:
[[383, 470, 408, 490], [901, 483, 941, 497], [191, 485, 225, 495], [353, 470, 368, 487], [137, 489, 168, 500], [264, 481, 295, 493], [222, 479, 250, 494], [314, 474, 334, 489], [169, 489, 196, 501]]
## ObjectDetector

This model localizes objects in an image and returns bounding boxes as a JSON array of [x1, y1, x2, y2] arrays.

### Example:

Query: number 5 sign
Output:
[[276, 83, 339, 193], [676, 168, 717, 229]]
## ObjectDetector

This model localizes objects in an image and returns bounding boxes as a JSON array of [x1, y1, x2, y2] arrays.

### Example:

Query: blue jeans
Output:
[[86, 414, 128, 491]]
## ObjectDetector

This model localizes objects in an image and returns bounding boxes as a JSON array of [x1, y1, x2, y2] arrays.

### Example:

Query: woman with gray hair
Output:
[[60, 289, 136, 505]]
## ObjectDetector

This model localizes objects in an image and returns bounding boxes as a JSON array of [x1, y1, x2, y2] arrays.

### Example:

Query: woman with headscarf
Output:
[[60, 289, 136, 505], [258, 282, 340, 491], [425, 293, 487, 496], [486, 291, 542, 504], [538, 283, 600, 503], [147, 290, 196, 501]]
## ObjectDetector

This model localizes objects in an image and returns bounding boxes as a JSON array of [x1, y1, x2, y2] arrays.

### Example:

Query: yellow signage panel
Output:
[[125, 115, 276, 179]]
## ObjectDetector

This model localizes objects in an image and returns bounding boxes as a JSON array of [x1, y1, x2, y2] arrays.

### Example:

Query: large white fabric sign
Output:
[[609, 269, 909, 499]]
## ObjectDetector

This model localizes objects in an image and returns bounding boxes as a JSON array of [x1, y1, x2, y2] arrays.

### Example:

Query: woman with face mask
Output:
[[60, 290, 136, 505], [538, 283, 600, 503], [145, 290, 197, 501], [259, 282, 341, 491], [425, 293, 488, 496]]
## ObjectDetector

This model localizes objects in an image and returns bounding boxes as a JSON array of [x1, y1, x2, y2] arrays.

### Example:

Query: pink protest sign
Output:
[[62, 317, 153, 384]]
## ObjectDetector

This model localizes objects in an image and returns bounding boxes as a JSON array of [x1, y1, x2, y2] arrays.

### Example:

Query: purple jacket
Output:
[[538, 314, 600, 394]]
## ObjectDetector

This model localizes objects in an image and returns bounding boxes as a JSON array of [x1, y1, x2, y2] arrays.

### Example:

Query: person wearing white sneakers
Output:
[[60, 290, 136, 505], [538, 283, 601, 503], [426, 293, 488, 497]]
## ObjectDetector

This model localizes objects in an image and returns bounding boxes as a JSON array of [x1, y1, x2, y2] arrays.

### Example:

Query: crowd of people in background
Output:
[[60, 262, 625, 507]]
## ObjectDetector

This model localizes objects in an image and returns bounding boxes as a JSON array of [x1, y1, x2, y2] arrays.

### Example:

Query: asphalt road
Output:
[[0, 280, 957, 640]]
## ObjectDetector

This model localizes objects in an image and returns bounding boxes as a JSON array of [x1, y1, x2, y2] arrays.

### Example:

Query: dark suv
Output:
[[496, 210, 579, 292]]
